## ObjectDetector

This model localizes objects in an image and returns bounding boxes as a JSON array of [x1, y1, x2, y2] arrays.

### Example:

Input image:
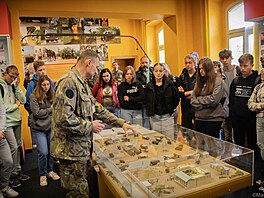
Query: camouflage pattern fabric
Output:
[[112, 69, 123, 84], [59, 159, 92, 198], [50, 66, 126, 196]]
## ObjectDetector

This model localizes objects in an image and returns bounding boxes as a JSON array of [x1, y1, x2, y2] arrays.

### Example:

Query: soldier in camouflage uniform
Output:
[[50, 49, 137, 198], [111, 62, 123, 84]]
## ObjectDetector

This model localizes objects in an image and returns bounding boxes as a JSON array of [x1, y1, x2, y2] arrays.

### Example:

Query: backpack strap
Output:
[[233, 76, 238, 85], [11, 84, 16, 95], [254, 75, 261, 87], [233, 75, 260, 87]]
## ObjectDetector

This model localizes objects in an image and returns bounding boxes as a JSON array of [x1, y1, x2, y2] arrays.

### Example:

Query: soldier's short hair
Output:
[[238, 54, 254, 65], [78, 49, 99, 63], [5, 65, 19, 76], [33, 60, 45, 71], [219, 49, 233, 59]]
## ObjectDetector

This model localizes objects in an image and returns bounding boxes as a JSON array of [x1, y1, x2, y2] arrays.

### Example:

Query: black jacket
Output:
[[229, 71, 261, 118], [146, 75, 179, 116], [118, 81, 144, 110], [136, 66, 153, 88], [177, 68, 196, 110]]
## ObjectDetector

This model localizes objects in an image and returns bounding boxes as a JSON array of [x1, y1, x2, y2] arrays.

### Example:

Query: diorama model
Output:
[[94, 126, 253, 197]]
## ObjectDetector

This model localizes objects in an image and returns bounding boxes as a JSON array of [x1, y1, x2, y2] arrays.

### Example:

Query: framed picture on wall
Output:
[[0, 35, 12, 69], [261, 31, 264, 46]]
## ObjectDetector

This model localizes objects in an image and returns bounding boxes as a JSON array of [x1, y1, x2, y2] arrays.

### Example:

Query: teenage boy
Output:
[[0, 65, 30, 188], [229, 54, 261, 152], [178, 54, 197, 129], [25, 60, 55, 112], [219, 49, 240, 143], [24, 61, 55, 148], [0, 101, 19, 197], [111, 61, 123, 84]]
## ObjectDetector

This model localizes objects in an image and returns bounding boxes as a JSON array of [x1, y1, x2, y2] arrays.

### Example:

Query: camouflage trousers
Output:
[[59, 159, 95, 198]]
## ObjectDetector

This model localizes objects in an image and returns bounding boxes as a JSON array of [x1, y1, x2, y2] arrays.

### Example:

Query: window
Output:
[[227, 2, 254, 65], [158, 29, 165, 63]]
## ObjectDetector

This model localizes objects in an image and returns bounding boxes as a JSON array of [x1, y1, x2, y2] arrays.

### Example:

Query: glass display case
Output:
[[93, 123, 253, 198]]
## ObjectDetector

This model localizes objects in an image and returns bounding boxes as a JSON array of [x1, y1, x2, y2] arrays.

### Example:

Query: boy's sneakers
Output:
[[40, 176, 47, 187], [1, 186, 19, 197], [47, 171, 60, 180], [17, 171, 30, 181], [9, 178, 21, 188]]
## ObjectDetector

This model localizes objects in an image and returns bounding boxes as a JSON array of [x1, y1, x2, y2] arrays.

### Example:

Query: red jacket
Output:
[[92, 81, 120, 108]]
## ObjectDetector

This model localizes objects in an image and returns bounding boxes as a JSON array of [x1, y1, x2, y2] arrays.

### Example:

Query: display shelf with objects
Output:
[[93, 123, 253, 198]]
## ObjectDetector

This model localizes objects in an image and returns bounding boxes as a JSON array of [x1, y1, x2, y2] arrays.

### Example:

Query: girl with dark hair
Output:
[[92, 68, 120, 117], [118, 65, 144, 125], [146, 63, 179, 138], [191, 57, 225, 138], [30, 75, 60, 186]]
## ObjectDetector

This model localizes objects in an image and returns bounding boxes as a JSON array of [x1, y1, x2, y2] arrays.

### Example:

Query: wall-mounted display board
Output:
[[0, 35, 12, 70], [20, 17, 120, 65]]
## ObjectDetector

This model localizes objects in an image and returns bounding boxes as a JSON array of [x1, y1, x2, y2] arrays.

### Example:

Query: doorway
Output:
[[111, 56, 138, 72]]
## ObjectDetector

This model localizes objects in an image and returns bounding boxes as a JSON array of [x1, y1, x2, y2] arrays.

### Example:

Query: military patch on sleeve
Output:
[[66, 89, 74, 99]]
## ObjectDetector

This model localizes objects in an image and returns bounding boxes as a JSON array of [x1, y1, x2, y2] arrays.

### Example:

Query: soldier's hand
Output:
[[92, 120, 105, 133], [122, 123, 138, 136]]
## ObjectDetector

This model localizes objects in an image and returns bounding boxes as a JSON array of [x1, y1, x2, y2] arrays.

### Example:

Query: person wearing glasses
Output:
[[0, 65, 30, 188]]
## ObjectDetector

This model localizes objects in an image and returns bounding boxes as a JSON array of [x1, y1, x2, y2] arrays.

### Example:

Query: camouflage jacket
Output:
[[112, 69, 123, 84], [50, 67, 125, 161]]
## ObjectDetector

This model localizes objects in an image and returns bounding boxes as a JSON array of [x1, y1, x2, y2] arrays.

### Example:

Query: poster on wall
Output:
[[0, 36, 12, 69], [84, 26, 121, 44], [20, 17, 120, 46], [80, 44, 108, 61], [261, 31, 264, 46], [22, 44, 108, 64]]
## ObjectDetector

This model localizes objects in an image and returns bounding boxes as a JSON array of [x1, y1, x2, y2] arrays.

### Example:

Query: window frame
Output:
[[158, 29, 165, 63]]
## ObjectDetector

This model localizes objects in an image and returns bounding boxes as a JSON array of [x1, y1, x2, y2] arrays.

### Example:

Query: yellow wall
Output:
[[5, 0, 240, 149]]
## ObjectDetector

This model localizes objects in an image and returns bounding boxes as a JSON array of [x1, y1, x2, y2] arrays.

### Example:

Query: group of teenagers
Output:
[[1, 48, 264, 197], [0, 61, 60, 198], [97, 50, 264, 164]]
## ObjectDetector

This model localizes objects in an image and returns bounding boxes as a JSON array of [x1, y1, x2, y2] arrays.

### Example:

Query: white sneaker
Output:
[[1, 186, 19, 197], [40, 176, 48, 186], [47, 171, 60, 180]]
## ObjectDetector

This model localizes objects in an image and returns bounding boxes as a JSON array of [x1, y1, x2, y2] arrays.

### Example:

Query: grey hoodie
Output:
[[190, 77, 225, 121], [30, 93, 52, 132]]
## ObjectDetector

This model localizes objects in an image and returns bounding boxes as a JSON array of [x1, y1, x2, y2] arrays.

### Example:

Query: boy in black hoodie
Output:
[[229, 54, 261, 152]]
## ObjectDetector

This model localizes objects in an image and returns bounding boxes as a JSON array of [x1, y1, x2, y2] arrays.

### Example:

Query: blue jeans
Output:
[[105, 105, 120, 118], [120, 109, 143, 126], [150, 114, 174, 139], [34, 129, 54, 176]]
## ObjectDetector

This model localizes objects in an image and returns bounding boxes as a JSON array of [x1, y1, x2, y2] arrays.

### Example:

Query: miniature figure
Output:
[[142, 136, 150, 140]]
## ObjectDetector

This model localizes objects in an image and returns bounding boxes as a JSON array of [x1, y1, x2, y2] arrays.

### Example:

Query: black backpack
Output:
[[233, 75, 261, 88]]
